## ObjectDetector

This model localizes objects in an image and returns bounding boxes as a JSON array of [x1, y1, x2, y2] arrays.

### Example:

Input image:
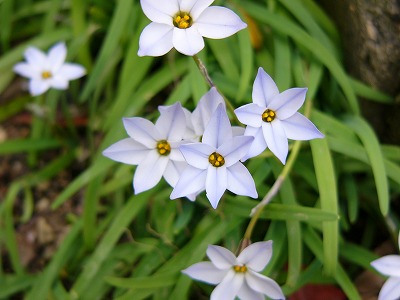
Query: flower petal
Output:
[[102, 138, 149, 165], [50, 75, 69, 90], [206, 244, 237, 269], [269, 88, 307, 120], [237, 241, 273, 272], [170, 166, 206, 199], [192, 87, 225, 136], [179, 143, 214, 169], [138, 23, 174, 57], [48, 42, 67, 72], [281, 112, 324, 141], [211, 271, 244, 300], [123, 117, 160, 148], [237, 281, 265, 300], [218, 135, 253, 167], [155, 102, 186, 141], [13, 63, 38, 79], [57, 63, 86, 80], [173, 26, 205, 56], [140, 0, 178, 24], [262, 120, 288, 164], [241, 126, 267, 161], [29, 79, 51, 96], [226, 162, 257, 198], [378, 277, 400, 300], [234, 103, 264, 128], [202, 104, 232, 149], [371, 255, 400, 277], [232, 126, 245, 137], [206, 164, 227, 208], [163, 160, 187, 188], [182, 261, 227, 285], [245, 271, 284, 299], [133, 151, 169, 194], [252, 67, 279, 108], [183, 0, 214, 19], [196, 6, 247, 39], [24, 46, 47, 66]]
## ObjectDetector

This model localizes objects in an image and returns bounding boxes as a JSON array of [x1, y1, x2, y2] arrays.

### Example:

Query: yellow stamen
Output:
[[41, 71, 52, 79], [157, 140, 171, 156], [208, 152, 225, 168], [262, 109, 276, 123], [173, 12, 192, 29], [233, 265, 247, 273]]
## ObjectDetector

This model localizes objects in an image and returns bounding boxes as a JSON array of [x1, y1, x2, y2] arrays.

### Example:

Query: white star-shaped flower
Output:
[[13, 42, 86, 96], [183, 241, 285, 300], [138, 0, 247, 56], [102, 102, 190, 194], [371, 232, 400, 300], [170, 104, 257, 209], [234, 67, 324, 164]]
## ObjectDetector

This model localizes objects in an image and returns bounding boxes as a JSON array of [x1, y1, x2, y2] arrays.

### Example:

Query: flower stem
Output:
[[192, 55, 239, 124], [243, 97, 313, 240]]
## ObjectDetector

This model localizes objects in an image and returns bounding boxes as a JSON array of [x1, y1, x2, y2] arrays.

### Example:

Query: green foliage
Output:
[[0, 0, 399, 299]]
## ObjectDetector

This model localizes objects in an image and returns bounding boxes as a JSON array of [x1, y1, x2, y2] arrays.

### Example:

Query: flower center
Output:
[[208, 152, 225, 167], [262, 109, 276, 123], [173, 12, 193, 29], [157, 140, 171, 156], [233, 265, 247, 273], [41, 71, 52, 79]]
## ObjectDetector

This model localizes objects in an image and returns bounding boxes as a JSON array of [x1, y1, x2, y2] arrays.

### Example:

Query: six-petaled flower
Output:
[[13, 42, 86, 96]]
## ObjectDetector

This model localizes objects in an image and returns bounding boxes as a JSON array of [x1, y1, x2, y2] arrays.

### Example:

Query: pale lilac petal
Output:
[[281, 112, 324, 141], [237, 241, 273, 272], [211, 271, 244, 300], [184, 0, 214, 19], [163, 160, 187, 188], [252, 67, 279, 107], [398, 231, 400, 250], [226, 163, 257, 198], [192, 87, 225, 136], [202, 104, 232, 149], [29, 79, 50, 96], [122, 117, 160, 148], [57, 63, 86, 80], [269, 88, 307, 120], [140, 0, 178, 24], [232, 126, 245, 137], [133, 151, 169, 194], [262, 120, 288, 164], [237, 281, 265, 300], [102, 138, 149, 165], [205, 165, 227, 208], [234, 103, 264, 128], [138, 23, 174, 57], [206, 245, 237, 269], [196, 7, 247, 39], [179, 143, 214, 169], [245, 271, 284, 299], [241, 126, 267, 161], [182, 261, 227, 285], [378, 277, 400, 300], [13, 63, 38, 79], [48, 42, 67, 72], [24, 46, 47, 66], [155, 102, 186, 141], [168, 146, 185, 161], [371, 255, 400, 277], [173, 26, 205, 56], [170, 166, 206, 199], [218, 136, 253, 167], [49, 75, 69, 90]]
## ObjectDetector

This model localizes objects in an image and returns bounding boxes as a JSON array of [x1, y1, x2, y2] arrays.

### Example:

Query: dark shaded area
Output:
[[320, 0, 400, 144]]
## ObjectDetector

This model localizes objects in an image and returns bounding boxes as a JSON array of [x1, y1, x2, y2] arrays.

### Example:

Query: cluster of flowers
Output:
[[12, 0, 400, 299]]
